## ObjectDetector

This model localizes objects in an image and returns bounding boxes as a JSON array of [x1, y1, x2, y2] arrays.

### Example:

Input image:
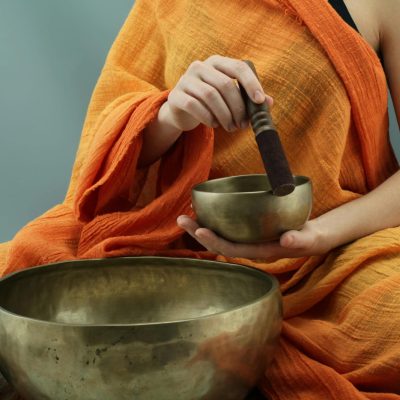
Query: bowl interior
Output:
[[0, 257, 275, 326], [193, 174, 309, 194]]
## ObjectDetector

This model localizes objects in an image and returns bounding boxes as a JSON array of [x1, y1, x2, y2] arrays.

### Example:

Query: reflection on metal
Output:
[[192, 174, 312, 243], [0, 257, 282, 400]]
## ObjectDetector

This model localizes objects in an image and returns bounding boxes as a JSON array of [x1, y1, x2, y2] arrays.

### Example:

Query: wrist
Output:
[[157, 101, 183, 135], [139, 101, 183, 167], [307, 217, 335, 253], [310, 201, 364, 251]]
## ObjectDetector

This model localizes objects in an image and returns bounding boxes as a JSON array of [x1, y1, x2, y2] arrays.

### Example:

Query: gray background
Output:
[[0, 0, 134, 242], [0, 1, 399, 242]]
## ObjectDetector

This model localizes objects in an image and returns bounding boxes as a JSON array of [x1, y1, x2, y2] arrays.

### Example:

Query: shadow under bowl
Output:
[[192, 174, 312, 243], [0, 257, 282, 400]]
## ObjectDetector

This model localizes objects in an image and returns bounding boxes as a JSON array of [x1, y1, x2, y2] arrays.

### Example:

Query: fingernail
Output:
[[254, 90, 265, 103], [240, 120, 248, 129]]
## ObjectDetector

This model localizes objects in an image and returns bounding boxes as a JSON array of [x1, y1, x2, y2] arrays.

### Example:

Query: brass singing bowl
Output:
[[0, 257, 282, 400], [192, 174, 312, 243]]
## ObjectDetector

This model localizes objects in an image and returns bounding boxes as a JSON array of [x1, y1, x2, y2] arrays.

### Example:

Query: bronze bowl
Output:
[[0, 257, 282, 400], [192, 174, 312, 243]]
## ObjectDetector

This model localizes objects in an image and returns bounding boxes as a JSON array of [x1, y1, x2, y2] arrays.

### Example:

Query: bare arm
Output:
[[381, 0, 400, 124], [320, 0, 400, 250], [138, 102, 183, 167]]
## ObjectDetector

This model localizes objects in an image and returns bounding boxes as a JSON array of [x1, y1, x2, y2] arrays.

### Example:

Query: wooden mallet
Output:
[[238, 60, 295, 196]]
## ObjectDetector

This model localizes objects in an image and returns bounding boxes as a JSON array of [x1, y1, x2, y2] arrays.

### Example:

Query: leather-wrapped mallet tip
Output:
[[272, 183, 296, 197]]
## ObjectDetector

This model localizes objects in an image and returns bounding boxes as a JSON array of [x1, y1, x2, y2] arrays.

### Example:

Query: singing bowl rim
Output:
[[192, 174, 311, 195], [0, 256, 280, 328]]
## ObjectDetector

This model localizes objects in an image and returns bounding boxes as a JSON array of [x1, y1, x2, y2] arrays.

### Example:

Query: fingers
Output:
[[177, 215, 234, 255], [195, 64, 247, 129], [168, 90, 219, 128], [195, 228, 285, 259], [176, 215, 200, 239], [194, 228, 241, 257], [204, 55, 266, 104], [169, 55, 273, 132], [177, 216, 328, 260], [177, 215, 283, 259], [183, 77, 235, 131]]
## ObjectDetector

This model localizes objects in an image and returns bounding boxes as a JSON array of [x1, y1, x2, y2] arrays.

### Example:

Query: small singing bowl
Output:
[[0, 257, 282, 400], [192, 174, 312, 243]]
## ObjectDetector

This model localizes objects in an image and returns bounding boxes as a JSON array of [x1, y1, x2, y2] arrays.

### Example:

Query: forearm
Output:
[[315, 169, 400, 249], [138, 102, 183, 167]]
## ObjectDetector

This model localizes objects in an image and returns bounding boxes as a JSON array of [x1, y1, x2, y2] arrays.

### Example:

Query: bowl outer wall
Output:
[[192, 175, 313, 243], [0, 257, 282, 400]]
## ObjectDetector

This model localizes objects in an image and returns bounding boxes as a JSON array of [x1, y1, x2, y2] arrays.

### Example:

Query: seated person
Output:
[[1, 0, 399, 398]]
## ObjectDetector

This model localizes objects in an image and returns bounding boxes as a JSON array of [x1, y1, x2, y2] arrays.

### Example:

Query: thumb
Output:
[[280, 229, 313, 249]]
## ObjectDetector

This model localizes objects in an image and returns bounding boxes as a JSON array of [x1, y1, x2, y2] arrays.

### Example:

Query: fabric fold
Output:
[[74, 90, 169, 221], [76, 114, 214, 256], [282, 0, 398, 188]]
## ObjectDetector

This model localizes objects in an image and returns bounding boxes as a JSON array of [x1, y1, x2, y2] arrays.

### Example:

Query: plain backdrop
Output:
[[0, 1, 399, 242]]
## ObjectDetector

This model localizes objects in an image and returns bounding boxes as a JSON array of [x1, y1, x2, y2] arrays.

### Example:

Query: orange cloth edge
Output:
[[283, 0, 399, 188]]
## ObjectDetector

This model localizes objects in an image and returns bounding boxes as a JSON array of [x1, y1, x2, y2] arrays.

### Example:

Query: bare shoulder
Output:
[[376, 1, 400, 124], [344, 0, 400, 53], [374, 0, 400, 72], [343, 0, 381, 52], [345, 0, 400, 124], [376, 0, 400, 40], [377, 0, 400, 20]]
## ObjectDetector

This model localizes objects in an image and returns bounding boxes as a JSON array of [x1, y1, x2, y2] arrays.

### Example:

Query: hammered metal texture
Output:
[[0, 257, 282, 400]]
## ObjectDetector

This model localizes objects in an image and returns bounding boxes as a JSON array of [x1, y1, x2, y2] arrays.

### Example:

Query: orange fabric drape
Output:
[[2, 0, 400, 398]]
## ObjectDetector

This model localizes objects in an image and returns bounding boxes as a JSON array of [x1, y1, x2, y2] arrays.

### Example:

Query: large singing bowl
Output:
[[0, 257, 282, 400]]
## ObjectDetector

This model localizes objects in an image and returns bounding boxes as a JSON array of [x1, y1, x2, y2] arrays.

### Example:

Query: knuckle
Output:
[[167, 94, 179, 109], [236, 61, 249, 75], [206, 54, 221, 63], [188, 60, 203, 71], [182, 97, 196, 110], [202, 86, 217, 100], [220, 78, 234, 91], [176, 76, 186, 88]]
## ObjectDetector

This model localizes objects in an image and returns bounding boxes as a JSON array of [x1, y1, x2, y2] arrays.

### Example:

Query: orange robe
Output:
[[2, 0, 400, 398]]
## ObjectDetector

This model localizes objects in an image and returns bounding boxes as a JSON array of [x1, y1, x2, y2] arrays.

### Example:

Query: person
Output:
[[0, 0, 399, 398]]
